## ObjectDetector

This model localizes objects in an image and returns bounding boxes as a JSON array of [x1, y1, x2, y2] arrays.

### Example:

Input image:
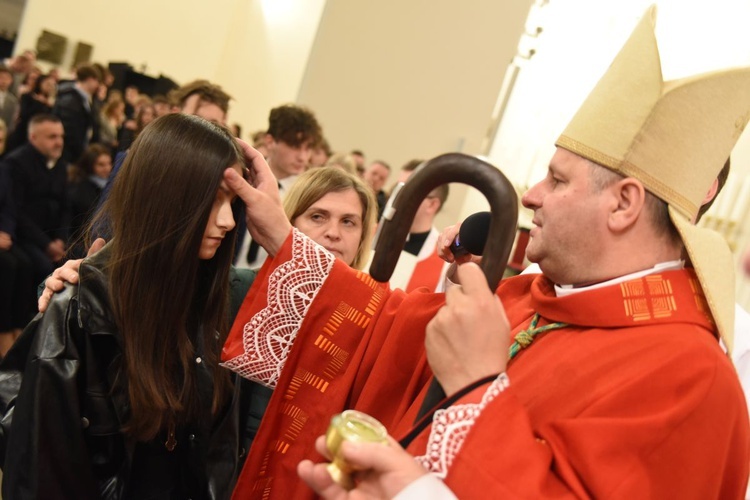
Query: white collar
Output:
[[554, 260, 685, 297]]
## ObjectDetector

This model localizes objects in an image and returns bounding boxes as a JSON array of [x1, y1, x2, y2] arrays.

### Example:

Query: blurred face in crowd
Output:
[[293, 188, 364, 266], [93, 154, 113, 180], [364, 162, 389, 192], [25, 68, 41, 88], [29, 121, 64, 161], [139, 106, 156, 129], [266, 136, 313, 179], [96, 84, 108, 101], [351, 152, 365, 171], [154, 101, 172, 117], [125, 87, 139, 105], [40, 76, 56, 96], [309, 146, 329, 168], [11, 55, 32, 74], [0, 71, 12, 92], [113, 101, 126, 121], [81, 77, 100, 96], [180, 94, 226, 125], [397, 168, 441, 228]]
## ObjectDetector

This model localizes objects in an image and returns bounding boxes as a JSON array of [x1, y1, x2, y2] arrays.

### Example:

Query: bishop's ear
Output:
[[607, 178, 647, 232]]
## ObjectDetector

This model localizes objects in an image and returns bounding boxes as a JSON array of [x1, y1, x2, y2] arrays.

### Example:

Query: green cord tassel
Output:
[[508, 313, 568, 361]]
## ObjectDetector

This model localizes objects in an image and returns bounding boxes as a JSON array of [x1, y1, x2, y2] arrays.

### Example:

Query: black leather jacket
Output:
[[0, 248, 255, 499]]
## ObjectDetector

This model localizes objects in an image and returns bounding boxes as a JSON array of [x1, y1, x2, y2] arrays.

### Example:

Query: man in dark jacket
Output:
[[53, 64, 101, 163], [0, 114, 67, 282]]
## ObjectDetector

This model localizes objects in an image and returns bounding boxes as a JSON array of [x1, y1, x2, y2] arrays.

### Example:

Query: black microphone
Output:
[[449, 211, 491, 257]]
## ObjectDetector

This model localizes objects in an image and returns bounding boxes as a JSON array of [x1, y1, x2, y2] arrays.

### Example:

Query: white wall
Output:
[[214, 0, 327, 131], [13, 0, 326, 135], [297, 0, 533, 232]]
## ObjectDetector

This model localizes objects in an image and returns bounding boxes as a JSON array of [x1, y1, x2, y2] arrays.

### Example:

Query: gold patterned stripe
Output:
[[355, 270, 385, 316], [323, 350, 349, 380], [251, 476, 272, 499], [621, 276, 677, 321], [322, 307, 347, 336], [258, 273, 385, 495], [285, 368, 329, 398], [365, 288, 384, 316], [356, 270, 379, 290], [258, 451, 271, 476], [281, 403, 308, 441], [314, 335, 349, 379], [272, 439, 291, 454]]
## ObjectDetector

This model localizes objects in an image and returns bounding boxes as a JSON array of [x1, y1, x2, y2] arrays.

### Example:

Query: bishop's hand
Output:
[[426, 262, 510, 396], [224, 140, 292, 257]]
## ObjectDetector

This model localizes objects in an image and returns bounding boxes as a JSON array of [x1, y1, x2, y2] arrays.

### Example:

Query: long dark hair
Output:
[[93, 113, 242, 440]]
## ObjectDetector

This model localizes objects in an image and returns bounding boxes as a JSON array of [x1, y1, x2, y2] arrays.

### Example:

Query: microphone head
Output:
[[458, 211, 491, 255]]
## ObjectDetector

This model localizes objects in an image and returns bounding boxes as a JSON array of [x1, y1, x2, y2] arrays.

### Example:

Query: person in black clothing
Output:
[[0, 118, 6, 158], [363, 159, 391, 219], [67, 143, 112, 258], [1, 114, 68, 283], [117, 101, 155, 152], [5, 73, 56, 154], [0, 113, 253, 499], [53, 64, 101, 163], [0, 163, 35, 357]]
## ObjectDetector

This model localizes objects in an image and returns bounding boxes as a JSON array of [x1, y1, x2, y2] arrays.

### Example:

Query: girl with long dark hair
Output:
[[0, 113, 248, 499]]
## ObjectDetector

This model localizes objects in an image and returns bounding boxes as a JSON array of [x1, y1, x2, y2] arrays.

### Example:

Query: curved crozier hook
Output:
[[369, 153, 518, 291]]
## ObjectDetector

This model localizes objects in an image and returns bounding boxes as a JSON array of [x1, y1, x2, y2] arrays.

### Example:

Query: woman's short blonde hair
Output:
[[284, 167, 377, 270]]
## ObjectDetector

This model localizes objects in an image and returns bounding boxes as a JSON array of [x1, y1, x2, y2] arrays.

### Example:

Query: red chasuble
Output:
[[222, 230, 750, 499]]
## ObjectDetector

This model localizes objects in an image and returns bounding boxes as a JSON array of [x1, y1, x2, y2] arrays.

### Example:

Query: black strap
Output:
[[415, 379, 446, 421], [399, 374, 500, 449], [246, 240, 260, 264]]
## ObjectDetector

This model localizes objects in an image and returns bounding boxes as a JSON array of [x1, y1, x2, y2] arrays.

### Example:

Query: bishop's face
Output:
[[521, 147, 612, 285]]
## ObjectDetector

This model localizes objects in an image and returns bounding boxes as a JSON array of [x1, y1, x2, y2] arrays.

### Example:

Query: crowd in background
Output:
[[0, 49, 438, 360]]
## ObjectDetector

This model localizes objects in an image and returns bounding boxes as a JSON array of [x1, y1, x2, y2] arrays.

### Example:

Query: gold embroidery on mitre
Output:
[[621, 275, 676, 321]]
